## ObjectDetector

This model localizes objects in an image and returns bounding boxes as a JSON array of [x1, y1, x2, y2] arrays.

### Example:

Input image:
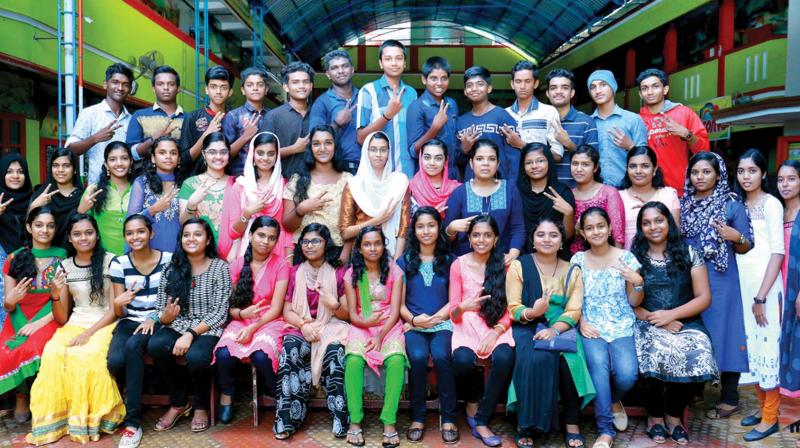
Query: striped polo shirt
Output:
[[109, 251, 173, 323]]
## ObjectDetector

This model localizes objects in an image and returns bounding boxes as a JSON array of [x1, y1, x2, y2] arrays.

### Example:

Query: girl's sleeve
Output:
[[728, 199, 754, 244], [557, 265, 584, 327], [765, 197, 785, 255], [448, 257, 463, 321], [205, 261, 232, 330], [127, 177, 147, 218], [508, 186, 526, 251], [505, 260, 526, 321]]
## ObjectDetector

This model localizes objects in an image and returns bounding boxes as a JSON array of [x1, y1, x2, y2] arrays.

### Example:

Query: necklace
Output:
[[533, 254, 558, 277], [305, 265, 320, 289]]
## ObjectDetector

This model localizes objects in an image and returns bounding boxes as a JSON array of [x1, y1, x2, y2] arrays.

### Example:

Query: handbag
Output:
[[532, 263, 579, 353], [533, 323, 578, 353]]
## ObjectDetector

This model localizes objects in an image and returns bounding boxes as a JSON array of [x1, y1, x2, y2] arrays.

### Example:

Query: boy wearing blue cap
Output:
[[587, 69, 647, 187]]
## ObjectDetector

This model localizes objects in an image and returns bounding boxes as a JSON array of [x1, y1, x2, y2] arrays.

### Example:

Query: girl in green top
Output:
[[179, 132, 234, 242], [77, 141, 133, 255]]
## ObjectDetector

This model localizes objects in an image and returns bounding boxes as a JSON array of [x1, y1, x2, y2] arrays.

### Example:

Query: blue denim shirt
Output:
[[309, 87, 361, 163], [405, 90, 459, 179], [591, 105, 647, 187]]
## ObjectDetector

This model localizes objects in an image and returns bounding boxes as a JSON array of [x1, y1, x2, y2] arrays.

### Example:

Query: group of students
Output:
[[0, 38, 799, 448]]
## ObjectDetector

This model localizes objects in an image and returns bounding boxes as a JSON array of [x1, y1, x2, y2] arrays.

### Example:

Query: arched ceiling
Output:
[[256, 0, 644, 64]]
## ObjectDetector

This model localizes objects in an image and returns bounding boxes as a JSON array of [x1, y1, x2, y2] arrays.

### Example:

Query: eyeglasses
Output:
[[299, 238, 323, 247], [204, 149, 230, 157]]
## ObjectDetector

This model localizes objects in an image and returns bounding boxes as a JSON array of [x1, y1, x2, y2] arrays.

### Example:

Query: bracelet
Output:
[[521, 308, 531, 322], [240, 215, 248, 224], [186, 328, 198, 339], [632, 283, 644, 292], [493, 324, 506, 335], [186, 207, 197, 214], [551, 327, 561, 336], [382, 112, 391, 121], [237, 309, 243, 319], [149, 313, 160, 323], [737, 232, 747, 245], [753, 297, 767, 304], [445, 226, 457, 237]]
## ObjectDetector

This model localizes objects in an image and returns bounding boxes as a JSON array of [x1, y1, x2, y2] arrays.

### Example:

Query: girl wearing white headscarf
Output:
[[339, 131, 411, 259], [219, 132, 293, 262]]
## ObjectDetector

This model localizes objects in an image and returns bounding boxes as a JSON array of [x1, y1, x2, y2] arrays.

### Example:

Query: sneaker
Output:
[[612, 401, 628, 432], [118, 426, 143, 448]]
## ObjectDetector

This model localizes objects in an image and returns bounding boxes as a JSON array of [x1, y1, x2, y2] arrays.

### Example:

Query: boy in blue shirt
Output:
[[406, 56, 459, 179], [455, 66, 520, 182]]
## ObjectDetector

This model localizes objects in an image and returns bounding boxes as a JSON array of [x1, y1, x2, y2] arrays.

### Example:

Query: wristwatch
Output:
[[737, 233, 747, 245], [239, 214, 248, 224], [682, 130, 693, 141], [753, 297, 767, 304]]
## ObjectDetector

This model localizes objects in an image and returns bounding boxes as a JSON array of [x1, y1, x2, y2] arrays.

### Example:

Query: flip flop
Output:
[[383, 431, 400, 448], [646, 424, 667, 444], [347, 428, 365, 447], [565, 432, 585, 448]]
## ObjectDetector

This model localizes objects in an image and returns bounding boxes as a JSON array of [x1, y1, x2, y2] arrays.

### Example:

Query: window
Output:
[[0, 112, 26, 156]]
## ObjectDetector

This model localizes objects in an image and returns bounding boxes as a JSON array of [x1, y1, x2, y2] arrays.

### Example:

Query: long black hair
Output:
[[194, 131, 231, 175], [619, 145, 665, 189], [94, 141, 134, 215], [230, 216, 281, 309], [44, 147, 83, 190], [467, 214, 506, 327], [8, 206, 56, 281], [292, 222, 342, 268], [402, 206, 452, 277], [164, 217, 218, 313], [65, 213, 107, 304], [572, 144, 603, 183], [293, 124, 347, 203], [630, 201, 691, 277], [144, 136, 181, 194], [579, 206, 616, 250], [734, 148, 775, 200], [349, 225, 391, 288], [251, 132, 280, 180]]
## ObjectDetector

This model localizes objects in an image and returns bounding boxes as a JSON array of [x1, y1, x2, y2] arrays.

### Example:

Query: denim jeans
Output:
[[405, 330, 457, 424], [582, 335, 638, 437]]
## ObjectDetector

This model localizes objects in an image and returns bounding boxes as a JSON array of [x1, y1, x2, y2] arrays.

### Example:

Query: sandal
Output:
[[441, 426, 460, 444], [706, 405, 739, 419], [406, 425, 424, 442], [669, 424, 689, 445], [515, 432, 534, 448], [190, 413, 210, 433], [383, 431, 400, 448], [153, 404, 192, 431], [274, 431, 291, 440], [646, 424, 668, 444], [347, 428, 365, 447], [565, 432, 585, 448]]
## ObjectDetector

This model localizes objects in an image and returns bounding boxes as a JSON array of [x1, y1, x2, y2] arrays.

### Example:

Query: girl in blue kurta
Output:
[[778, 160, 800, 398], [680, 152, 752, 419], [444, 139, 525, 263]]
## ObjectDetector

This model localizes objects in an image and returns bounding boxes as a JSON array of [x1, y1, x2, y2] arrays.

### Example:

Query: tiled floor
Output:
[[3, 385, 800, 447]]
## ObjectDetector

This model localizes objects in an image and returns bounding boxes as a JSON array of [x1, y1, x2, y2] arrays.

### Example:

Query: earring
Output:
[[106, 168, 110, 177]]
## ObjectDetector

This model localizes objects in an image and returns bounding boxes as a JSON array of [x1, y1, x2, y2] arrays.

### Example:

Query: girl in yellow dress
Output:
[[26, 213, 124, 445]]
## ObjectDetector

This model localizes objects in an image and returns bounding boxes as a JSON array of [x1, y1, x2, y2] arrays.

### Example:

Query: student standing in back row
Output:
[[180, 66, 233, 176], [309, 50, 361, 174], [67, 63, 133, 184], [544, 68, 599, 188], [264, 62, 314, 180], [126, 65, 184, 162], [506, 61, 564, 163], [406, 56, 460, 180], [587, 70, 647, 188], [637, 68, 709, 196], [455, 66, 520, 182], [356, 39, 418, 178], [223, 67, 271, 176]]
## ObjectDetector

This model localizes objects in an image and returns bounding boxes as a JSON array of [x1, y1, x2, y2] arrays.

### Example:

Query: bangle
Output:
[[382, 112, 391, 121], [521, 308, 531, 322], [237, 309, 243, 319], [240, 215, 248, 224], [186, 328, 198, 339], [551, 327, 561, 336], [187, 207, 197, 214], [633, 283, 644, 292], [411, 316, 417, 327], [149, 313, 159, 323], [493, 324, 505, 335]]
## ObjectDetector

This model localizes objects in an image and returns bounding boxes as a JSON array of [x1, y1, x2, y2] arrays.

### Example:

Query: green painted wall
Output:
[[25, 119, 40, 184], [668, 60, 719, 105], [417, 47, 465, 72], [724, 39, 787, 95]]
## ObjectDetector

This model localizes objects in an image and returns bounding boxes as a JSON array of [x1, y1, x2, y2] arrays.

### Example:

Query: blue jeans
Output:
[[582, 335, 638, 437], [405, 330, 457, 424]]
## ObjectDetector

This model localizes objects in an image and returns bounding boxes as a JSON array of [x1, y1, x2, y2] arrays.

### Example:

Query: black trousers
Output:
[[147, 327, 219, 411], [453, 344, 515, 426], [107, 319, 157, 429]]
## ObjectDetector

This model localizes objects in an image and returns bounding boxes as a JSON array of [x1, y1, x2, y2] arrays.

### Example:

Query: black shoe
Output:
[[219, 404, 234, 424]]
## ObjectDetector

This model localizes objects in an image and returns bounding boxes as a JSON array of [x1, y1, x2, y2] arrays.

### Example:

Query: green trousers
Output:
[[345, 354, 405, 425]]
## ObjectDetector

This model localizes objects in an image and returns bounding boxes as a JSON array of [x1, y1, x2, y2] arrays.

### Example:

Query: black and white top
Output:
[[109, 251, 173, 323], [156, 257, 231, 337]]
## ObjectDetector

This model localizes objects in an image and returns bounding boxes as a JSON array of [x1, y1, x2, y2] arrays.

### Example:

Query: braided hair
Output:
[[230, 216, 281, 309]]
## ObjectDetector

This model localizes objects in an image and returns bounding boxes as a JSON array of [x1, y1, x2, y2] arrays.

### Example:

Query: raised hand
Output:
[[30, 184, 60, 209], [461, 294, 490, 313], [530, 289, 552, 317], [114, 281, 142, 307], [240, 302, 267, 320], [384, 86, 406, 120], [202, 112, 225, 138], [186, 177, 215, 210], [153, 119, 179, 140], [552, 119, 574, 149], [373, 197, 400, 225], [431, 100, 450, 130], [93, 120, 122, 143], [458, 128, 482, 154], [150, 185, 179, 215], [447, 214, 477, 235], [542, 186, 574, 216], [297, 190, 331, 215], [242, 114, 260, 141], [335, 98, 355, 128], [0, 193, 13, 216], [50, 270, 67, 298], [608, 127, 633, 150], [661, 113, 689, 138], [711, 218, 742, 243], [500, 124, 524, 149], [162, 297, 181, 324], [613, 257, 644, 286], [78, 184, 104, 212], [8, 277, 34, 305]]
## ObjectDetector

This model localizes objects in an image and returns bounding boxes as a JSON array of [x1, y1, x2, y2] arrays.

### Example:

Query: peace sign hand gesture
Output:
[[431, 100, 450, 131], [542, 186, 574, 216], [613, 257, 643, 286], [552, 119, 574, 150], [609, 127, 634, 151], [50, 269, 67, 298], [335, 98, 355, 128], [93, 120, 122, 143], [78, 184, 104, 213], [151, 185, 179, 215], [114, 281, 142, 307], [297, 190, 330, 215], [0, 193, 13, 216], [30, 184, 60, 209], [458, 128, 482, 154], [162, 297, 181, 324], [384, 86, 406, 120], [7, 277, 34, 306], [187, 177, 215, 210]]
